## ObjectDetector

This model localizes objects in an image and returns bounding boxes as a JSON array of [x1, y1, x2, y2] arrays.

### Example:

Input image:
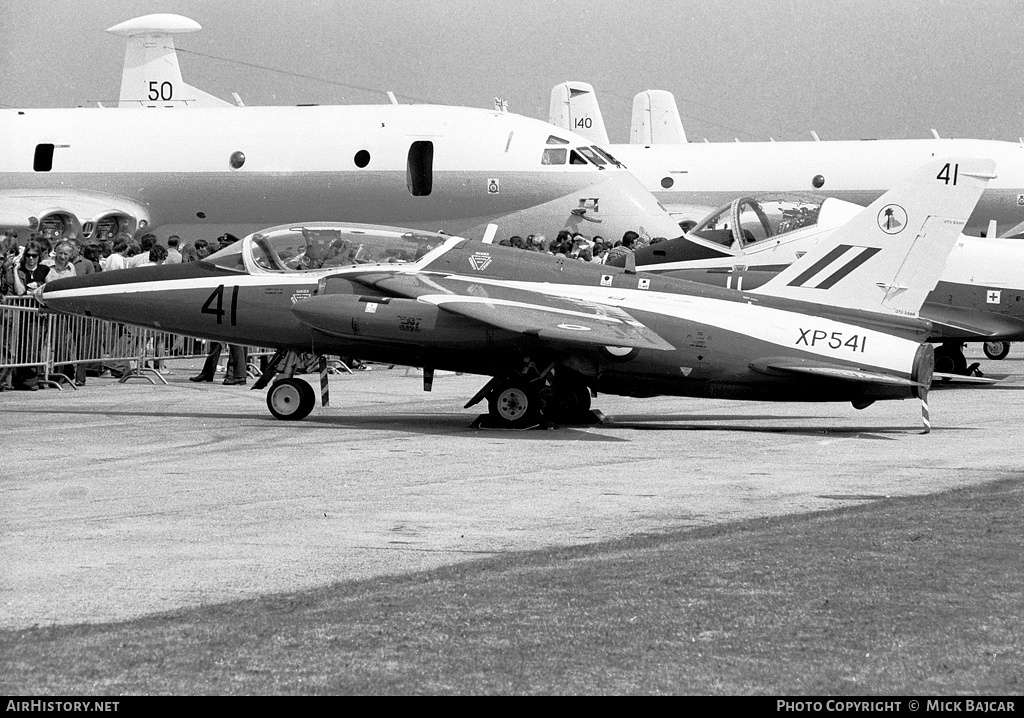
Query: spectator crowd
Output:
[[1, 224, 663, 391], [0, 228, 240, 391]]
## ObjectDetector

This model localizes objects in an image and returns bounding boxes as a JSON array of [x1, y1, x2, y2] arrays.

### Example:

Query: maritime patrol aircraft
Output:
[[39, 157, 991, 430], [0, 18, 684, 247], [611, 191, 1024, 375], [549, 82, 1024, 237]]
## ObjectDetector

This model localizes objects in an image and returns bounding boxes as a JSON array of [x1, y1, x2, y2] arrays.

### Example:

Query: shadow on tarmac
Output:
[[8, 405, 976, 439]]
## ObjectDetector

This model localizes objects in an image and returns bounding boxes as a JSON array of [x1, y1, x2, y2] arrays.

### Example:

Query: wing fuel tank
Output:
[[291, 293, 513, 348]]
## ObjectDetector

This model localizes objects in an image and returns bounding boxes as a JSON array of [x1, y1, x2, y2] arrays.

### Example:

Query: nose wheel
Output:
[[267, 377, 316, 421]]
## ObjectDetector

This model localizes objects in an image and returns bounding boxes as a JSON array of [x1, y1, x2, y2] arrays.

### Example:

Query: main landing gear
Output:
[[468, 361, 596, 429], [933, 341, 982, 377]]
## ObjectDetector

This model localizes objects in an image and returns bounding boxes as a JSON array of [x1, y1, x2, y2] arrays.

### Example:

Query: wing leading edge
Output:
[[358, 273, 675, 352]]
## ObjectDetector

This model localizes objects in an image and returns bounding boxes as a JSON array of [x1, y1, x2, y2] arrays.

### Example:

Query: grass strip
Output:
[[3, 478, 1022, 695]]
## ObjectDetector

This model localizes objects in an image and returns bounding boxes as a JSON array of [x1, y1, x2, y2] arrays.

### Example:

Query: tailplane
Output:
[[630, 90, 687, 144], [751, 157, 995, 317], [107, 14, 233, 108], [548, 81, 610, 144]]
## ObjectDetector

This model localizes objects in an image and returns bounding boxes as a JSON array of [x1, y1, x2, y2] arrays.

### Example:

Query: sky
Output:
[[2, 0, 1023, 143]]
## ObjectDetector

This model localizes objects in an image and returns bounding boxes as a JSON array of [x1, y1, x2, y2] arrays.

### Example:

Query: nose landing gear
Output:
[[267, 377, 317, 421]]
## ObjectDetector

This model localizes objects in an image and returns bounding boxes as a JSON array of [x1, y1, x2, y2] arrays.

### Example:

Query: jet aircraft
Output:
[[612, 192, 1024, 375], [39, 157, 992, 430], [0, 18, 684, 247], [550, 81, 1024, 237]]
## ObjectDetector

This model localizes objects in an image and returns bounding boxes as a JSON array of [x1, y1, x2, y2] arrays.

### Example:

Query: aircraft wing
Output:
[[360, 273, 675, 351]]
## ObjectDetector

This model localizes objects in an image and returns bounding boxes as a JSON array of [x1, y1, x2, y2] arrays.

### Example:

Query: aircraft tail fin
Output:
[[548, 81, 610, 144], [751, 157, 995, 317], [107, 14, 232, 108], [630, 90, 687, 144]]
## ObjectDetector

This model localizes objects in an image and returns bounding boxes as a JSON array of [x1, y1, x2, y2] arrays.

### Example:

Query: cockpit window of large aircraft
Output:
[[542, 148, 568, 165], [245, 225, 447, 273], [690, 195, 825, 248], [576, 147, 606, 166], [545, 135, 570, 145], [591, 146, 625, 168], [543, 143, 611, 168]]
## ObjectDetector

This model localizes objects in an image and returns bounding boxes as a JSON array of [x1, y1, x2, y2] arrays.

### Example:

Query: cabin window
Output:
[[34, 144, 54, 172], [407, 141, 433, 196], [541, 148, 567, 165]]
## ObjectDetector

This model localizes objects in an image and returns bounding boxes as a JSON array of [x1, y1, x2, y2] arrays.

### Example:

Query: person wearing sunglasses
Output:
[[12, 241, 50, 296], [8, 241, 49, 390]]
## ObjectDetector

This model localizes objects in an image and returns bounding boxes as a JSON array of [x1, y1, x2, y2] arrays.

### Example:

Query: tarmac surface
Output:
[[2, 347, 1023, 630]]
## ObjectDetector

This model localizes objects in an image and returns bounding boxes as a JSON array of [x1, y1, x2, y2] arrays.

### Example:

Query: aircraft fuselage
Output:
[[0, 104, 682, 242], [612, 138, 1024, 236]]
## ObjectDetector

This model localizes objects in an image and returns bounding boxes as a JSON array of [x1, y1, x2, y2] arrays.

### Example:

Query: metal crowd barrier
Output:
[[1, 296, 276, 389]]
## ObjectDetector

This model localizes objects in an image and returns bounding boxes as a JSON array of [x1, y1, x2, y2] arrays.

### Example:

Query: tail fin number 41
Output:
[[937, 163, 959, 185]]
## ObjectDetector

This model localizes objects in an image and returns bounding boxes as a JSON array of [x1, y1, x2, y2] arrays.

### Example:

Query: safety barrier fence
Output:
[[1, 297, 275, 389]]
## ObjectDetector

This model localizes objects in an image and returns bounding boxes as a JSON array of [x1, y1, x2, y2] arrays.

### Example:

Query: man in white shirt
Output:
[[104, 239, 129, 271], [165, 235, 183, 264], [45, 241, 76, 282]]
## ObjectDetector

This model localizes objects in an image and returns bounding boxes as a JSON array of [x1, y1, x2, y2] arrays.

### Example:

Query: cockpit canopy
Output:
[[204, 223, 454, 274], [690, 194, 826, 248], [541, 135, 625, 168]]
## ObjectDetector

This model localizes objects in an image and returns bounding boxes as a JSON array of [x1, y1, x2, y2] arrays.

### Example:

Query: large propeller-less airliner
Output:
[[0, 17, 685, 247], [550, 81, 1024, 238]]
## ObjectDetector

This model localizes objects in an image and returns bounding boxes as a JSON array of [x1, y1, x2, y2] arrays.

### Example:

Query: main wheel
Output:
[[546, 381, 593, 424], [983, 341, 1011, 360], [933, 342, 967, 375], [267, 377, 316, 421], [487, 382, 539, 428]]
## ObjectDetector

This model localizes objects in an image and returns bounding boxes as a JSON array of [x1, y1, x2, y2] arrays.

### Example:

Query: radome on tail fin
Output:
[[107, 14, 233, 108], [751, 157, 995, 317], [630, 90, 687, 145], [548, 81, 609, 144]]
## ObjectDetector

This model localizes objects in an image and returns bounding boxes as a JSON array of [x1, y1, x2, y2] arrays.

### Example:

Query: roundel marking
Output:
[[557, 323, 592, 331], [877, 204, 907, 234], [601, 345, 641, 363]]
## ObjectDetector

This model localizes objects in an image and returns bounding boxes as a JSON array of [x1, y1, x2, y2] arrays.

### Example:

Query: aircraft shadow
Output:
[[596, 413, 967, 439], [7, 407, 626, 442]]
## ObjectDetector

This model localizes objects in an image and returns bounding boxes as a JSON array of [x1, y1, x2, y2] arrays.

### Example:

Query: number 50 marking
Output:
[[936, 162, 959, 185], [201, 285, 239, 325]]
